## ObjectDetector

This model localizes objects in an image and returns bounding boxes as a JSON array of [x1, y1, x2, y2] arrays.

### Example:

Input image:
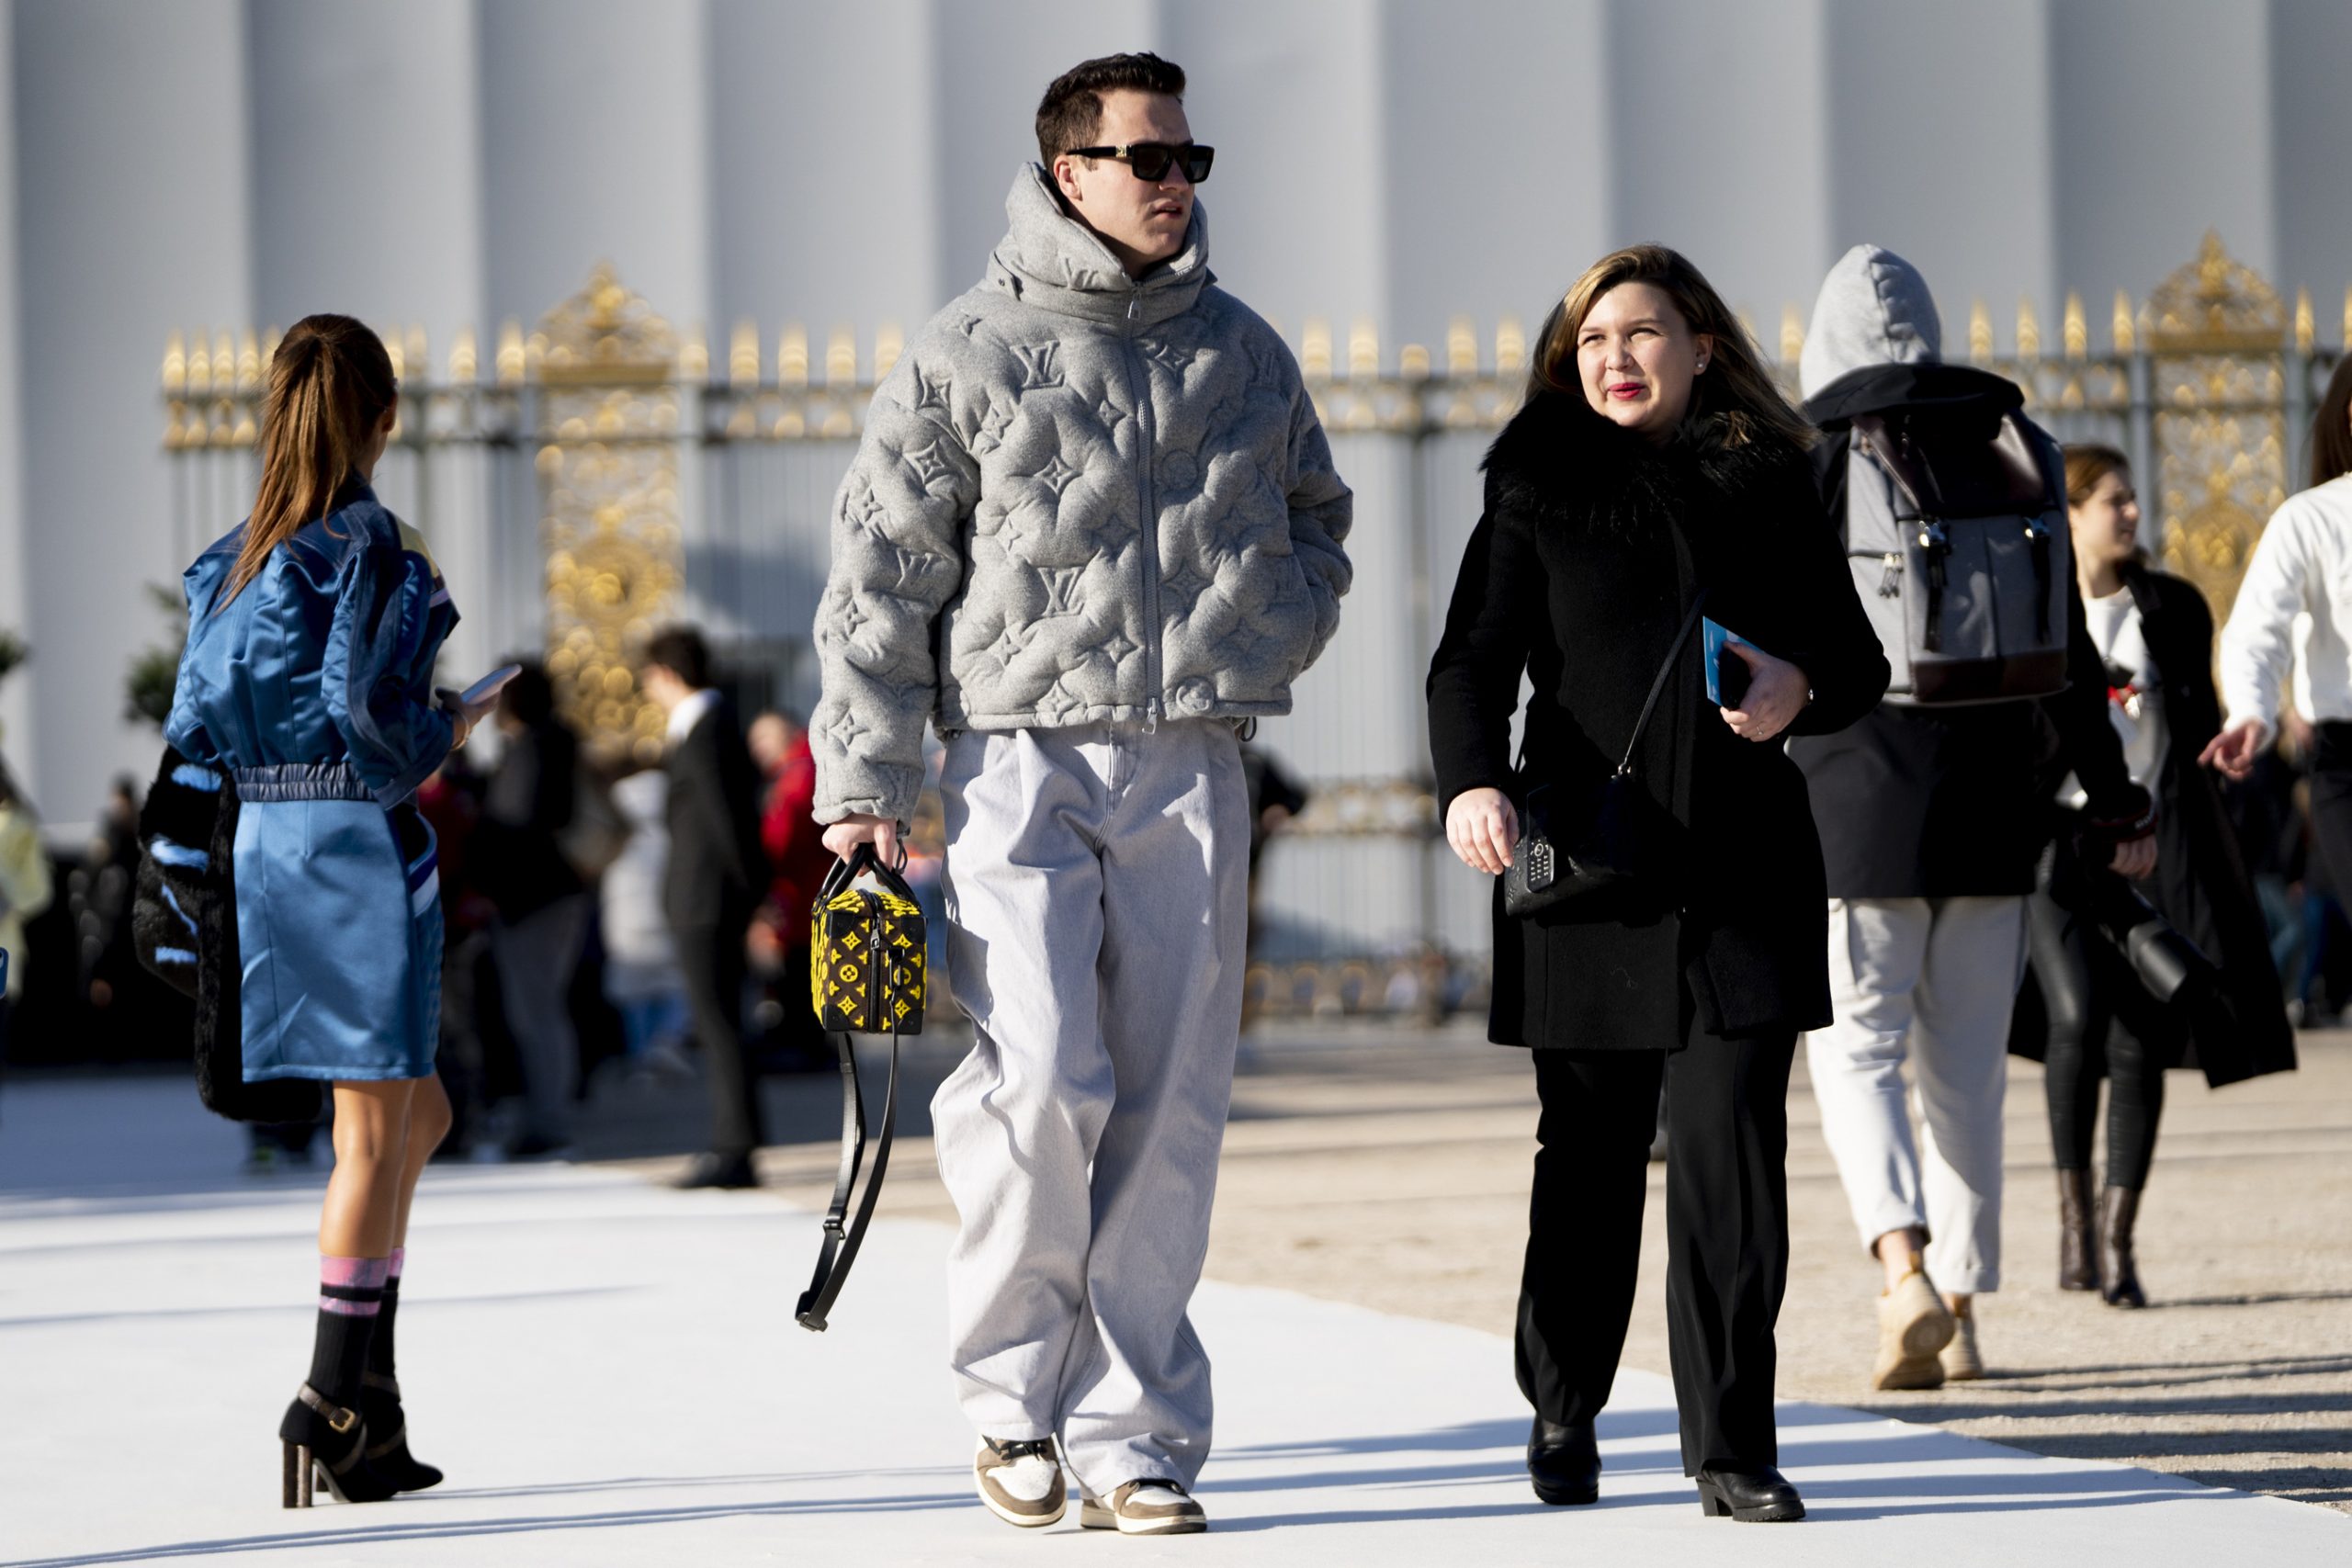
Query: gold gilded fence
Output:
[[161, 236, 2348, 1016]]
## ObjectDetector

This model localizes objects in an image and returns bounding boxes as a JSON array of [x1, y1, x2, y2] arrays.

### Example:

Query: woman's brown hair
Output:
[[2311, 355, 2352, 490], [223, 314, 398, 601], [1528, 243, 1813, 454], [2063, 442, 2132, 507]]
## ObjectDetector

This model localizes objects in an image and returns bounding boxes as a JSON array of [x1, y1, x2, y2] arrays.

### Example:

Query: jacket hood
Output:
[[1799, 243, 1942, 398], [986, 164, 1212, 329]]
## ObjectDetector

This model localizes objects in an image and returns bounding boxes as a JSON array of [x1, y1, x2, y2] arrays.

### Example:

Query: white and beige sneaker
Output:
[[1871, 1260, 1955, 1391], [1079, 1478, 1208, 1535], [1939, 1303, 1984, 1382], [975, 1437, 1066, 1528]]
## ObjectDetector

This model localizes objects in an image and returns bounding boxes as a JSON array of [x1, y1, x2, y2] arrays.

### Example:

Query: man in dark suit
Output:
[[639, 626, 770, 1189]]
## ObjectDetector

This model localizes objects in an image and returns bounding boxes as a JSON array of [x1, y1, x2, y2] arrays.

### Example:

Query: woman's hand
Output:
[[2109, 835, 2157, 880], [1446, 787, 1519, 875], [2199, 716, 2268, 781], [1719, 641, 1809, 742], [822, 812, 902, 867]]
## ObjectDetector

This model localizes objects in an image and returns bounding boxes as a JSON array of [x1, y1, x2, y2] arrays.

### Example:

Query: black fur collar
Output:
[[1483, 390, 1804, 534]]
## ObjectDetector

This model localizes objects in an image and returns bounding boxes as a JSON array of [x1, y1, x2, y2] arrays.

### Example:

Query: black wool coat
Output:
[[663, 695, 770, 933], [1428, 394, 1890, 1049], [2010, 564, 2296, 1088]]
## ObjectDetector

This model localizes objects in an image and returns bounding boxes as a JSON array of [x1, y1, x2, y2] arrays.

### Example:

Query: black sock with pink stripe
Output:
[[307, 1255, 390, 1407]]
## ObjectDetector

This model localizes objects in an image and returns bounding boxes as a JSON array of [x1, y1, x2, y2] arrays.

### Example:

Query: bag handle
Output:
[[816, 840, 917, 905]]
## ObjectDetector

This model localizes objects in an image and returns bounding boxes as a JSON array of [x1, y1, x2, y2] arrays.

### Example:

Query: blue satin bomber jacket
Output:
[[164, 487, 458, 1083]]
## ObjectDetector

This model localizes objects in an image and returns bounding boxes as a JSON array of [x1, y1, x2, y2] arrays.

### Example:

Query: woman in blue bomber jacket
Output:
[[165, 316, 492, 1506]]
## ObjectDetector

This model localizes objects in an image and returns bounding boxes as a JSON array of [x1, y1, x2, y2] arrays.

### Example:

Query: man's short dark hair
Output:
[[1035, 52, 1185, 164], [642, 625, 713, 691], [498, 660, 558, 726]]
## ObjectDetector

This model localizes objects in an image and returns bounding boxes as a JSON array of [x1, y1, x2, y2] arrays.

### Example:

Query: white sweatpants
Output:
[[1803, 896, 2027, 1295], [931, 720, 1250, 1499]]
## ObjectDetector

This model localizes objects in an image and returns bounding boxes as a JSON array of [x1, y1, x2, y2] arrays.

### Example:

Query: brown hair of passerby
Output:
[[227, 315, 399, 601], [1035, 51, 1186, 162], [2312, 355, 2352, 489], [1529, 243, 1813, 454], [2064, 442, 2132, 507]]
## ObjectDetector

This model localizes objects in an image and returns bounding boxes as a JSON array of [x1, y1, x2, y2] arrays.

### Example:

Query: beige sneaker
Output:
[[1871, 1261, 1955, 1391], [975, 1437, 1065, 1528], [1079, 1479, 1208, 1535], [1940, 1303, 1984, 1382]]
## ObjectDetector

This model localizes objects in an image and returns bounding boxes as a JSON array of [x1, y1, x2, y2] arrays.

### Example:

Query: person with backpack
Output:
[[1788, 245, 2152, 1392], [2013, 444, 2294, 1308], [164, 314, 486, 1503]]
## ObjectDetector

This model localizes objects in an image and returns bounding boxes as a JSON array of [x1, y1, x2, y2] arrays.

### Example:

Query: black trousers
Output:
[[1518, 1027, 1795, 1476], [2026, 886, 2165, 1190], [675, 919, 763, 1157]]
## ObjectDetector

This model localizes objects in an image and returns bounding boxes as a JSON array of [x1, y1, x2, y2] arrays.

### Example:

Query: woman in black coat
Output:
[[2014, 446, 2295, 1306], [1427, 244, 1887, 1523]]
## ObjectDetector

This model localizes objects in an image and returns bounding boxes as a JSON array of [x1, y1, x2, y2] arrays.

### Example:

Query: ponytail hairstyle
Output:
[[1529, 243, 1815, 456], [223, 314, 398, 602], [2312, 355, 2352, 491]]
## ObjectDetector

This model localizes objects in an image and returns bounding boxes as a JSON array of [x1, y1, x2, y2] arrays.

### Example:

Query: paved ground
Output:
[[2, 1071, 2346, 1566]]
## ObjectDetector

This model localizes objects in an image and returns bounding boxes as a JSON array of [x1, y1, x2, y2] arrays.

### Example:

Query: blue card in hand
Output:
[[1703, 618, 1753, 708]]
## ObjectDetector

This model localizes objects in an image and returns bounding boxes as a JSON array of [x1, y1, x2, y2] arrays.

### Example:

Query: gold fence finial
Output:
[[238, 329, 262, 390], [495, 320, 526, 385], [1779, 305, 1804, 367], [187, 326, 211, 394], [1348, 317, 1379, 379], [2016, 297, 2041, 360], [729, 320, 760, 386], [2343, 286, 2352, 349], [2296, 288, 2315, 354], [2063, 292, 2086, 360], [875, 321, 904, 380], [405, 326, 428, 388], [162, 330, 187, 393], [2112, 289, 2136, 354], [1302, 318, 1333, 379], [1399, 343, 1430, 378], [1445, 316, 1476, 376], [825, 324, 856, 384], [1968, 299, 1993, 363], [1496, 315, 1526, 374], [213, 330, 235, 393], [449, 327, 480, 384], [678, 323, 708, 381], [780, 323, 809, 386]]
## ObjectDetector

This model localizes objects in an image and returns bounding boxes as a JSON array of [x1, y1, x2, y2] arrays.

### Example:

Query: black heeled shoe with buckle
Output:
[[279, 1384, 398, 1506], [357, 1371, 444, 1493], [1527, 1416, 1600, 1506], [1694, 1464, 1804, 1522]]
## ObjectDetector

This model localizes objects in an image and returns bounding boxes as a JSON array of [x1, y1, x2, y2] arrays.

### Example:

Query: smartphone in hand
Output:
[[1702, 618, 1752, 708]]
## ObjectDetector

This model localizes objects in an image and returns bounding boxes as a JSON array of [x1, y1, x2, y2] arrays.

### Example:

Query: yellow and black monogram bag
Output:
[[810, 844, 926, 1036], [797, 843, 924, 1332]]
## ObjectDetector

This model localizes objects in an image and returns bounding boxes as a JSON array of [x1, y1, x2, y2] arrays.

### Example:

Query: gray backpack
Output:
[[1842, 409, 2071, 705]]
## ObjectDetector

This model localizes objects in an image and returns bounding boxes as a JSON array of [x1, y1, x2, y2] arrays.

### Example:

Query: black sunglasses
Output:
[[1065, 141, 1215, 185]]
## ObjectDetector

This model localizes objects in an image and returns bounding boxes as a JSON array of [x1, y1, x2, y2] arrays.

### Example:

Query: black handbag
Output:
[[796, 842, 926, 1332], [1503, 592, 1708, 918]]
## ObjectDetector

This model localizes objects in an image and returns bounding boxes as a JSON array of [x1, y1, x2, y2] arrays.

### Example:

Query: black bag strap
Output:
[[794, 1027, 899, 1332], [1515, 590, 1709, 783]]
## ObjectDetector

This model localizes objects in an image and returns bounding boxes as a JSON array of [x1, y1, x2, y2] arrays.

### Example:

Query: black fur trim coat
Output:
[[1427, 393, 1890, 1047]]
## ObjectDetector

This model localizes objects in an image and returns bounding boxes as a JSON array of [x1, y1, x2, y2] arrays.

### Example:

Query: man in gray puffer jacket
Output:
[[813, 52, 1350, 1535]]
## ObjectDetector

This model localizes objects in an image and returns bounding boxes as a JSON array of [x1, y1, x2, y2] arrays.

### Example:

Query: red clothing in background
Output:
[[760, 731, 833, 923]]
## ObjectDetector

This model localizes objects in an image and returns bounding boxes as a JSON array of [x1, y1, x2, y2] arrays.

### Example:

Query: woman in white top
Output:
[[2018, 445, 2293, 1309]]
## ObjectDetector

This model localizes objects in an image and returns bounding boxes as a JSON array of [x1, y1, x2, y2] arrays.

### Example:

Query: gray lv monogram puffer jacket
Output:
[[812, 166, 1353, 824]]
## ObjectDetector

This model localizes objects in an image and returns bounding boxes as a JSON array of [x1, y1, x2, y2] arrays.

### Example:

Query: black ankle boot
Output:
[[279, 1384, 399, 1506], [1527, 1416, 1600, 1506], [357, 1372, 444, 1493], [1694, 1464, 1804, 1522], [2098, 1184, 2146, 1307], [2056, 1168, 2099, 1292]]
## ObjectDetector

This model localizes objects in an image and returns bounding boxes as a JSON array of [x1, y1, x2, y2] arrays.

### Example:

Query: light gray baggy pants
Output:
[[1803, 895, 2029, 1295], [932, 720, 1250, 1500]]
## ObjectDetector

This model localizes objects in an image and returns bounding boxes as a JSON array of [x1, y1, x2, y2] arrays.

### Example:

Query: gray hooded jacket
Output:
[[811, 167, 1353, 824]]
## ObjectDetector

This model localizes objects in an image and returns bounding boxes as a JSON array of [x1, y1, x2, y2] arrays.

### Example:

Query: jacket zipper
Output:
[[1123, 290, 1161, 730]]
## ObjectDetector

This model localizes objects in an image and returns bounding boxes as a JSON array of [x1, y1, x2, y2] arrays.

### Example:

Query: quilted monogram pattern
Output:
[[812, 167, 1353, 824], [812, 886, 927, 1036]]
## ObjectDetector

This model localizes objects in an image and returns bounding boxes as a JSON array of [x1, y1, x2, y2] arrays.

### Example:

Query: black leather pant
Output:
[[1518, 1026, 1794, 1475], [2026, 886, 2164, 1190]]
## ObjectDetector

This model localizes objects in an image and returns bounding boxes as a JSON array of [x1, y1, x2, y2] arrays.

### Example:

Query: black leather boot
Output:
[[2057, 1168, 2099, 1292], [2099, 1184, 2146, 1307], [1694, 1464, 1804, 1522], [279, 1384, 399, 1506], [1526, 1416, 1600, 1506]]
